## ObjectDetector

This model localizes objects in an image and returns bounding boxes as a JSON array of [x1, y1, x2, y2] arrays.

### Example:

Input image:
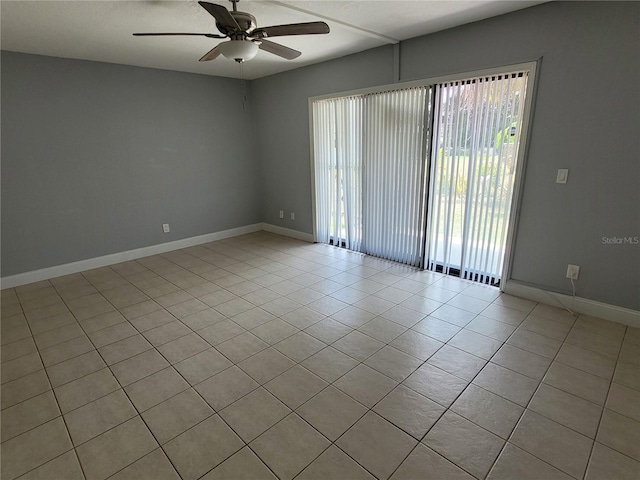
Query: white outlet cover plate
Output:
[[162, 224, 170, 233], [566, 264, 580, 279], [556, 169, 569, 184]]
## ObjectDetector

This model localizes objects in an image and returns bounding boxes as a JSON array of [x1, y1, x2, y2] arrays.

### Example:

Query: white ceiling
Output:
[[1, 0, 546, 80]]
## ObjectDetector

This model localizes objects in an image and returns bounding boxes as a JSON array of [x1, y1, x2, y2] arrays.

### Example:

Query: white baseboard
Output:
[[503, 280, 640, 328], [261, 223, 314, 243], [1, 223, 263, 289]]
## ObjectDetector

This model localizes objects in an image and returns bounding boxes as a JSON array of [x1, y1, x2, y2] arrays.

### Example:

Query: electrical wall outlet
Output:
[[162, 223, 170, 233], [566, 264, 580, 280], [290, 212, 295, 221], [279, 210, 284, 219]]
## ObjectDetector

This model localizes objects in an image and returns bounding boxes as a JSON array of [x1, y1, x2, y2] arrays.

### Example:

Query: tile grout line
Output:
[[486, 311, 582, 479], [54, 268, 191, 480], [6, 249, 400, 480], [10, 287, 91, 480], [94, 256, 304, 480], [155, 248, 418, 479], [282, 285, 482, 480], [388, 306, 521, 480], [581, 324, 627, 479], [78, 255, 279, 479], [84, 264, 262, 480], [380, 299, 579, 479]]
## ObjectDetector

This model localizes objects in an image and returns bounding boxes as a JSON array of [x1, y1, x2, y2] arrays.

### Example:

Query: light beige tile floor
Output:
[[1, 232, 639, 480]]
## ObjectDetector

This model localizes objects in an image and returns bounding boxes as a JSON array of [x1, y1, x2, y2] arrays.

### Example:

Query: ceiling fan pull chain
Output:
[[240, 61, 247, 111]]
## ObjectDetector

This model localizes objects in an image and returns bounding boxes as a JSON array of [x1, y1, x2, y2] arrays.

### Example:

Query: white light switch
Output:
[[556, 169, 569, 184]]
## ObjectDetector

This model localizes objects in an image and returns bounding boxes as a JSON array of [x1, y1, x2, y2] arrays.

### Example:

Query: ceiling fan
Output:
[[133, 0, 330, 63]]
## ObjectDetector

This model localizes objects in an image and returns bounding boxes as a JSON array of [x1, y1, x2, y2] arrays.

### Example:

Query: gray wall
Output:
[[1, 52, 261, 276], [252, 1, 639, 310]]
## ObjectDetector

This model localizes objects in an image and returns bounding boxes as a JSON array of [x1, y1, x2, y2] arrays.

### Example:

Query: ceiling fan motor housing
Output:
[[217, 11, 256, 38]]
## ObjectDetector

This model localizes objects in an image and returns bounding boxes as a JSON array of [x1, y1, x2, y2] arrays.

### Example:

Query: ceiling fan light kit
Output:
[[133, 0, 330, 63], [219, 40, 259, 63]]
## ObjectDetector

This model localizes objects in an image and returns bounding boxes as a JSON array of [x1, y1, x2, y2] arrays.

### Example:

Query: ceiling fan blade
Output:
[[258, 39, 301, 60], [252, 22, 329, 39], [133, 33, 225, 39], [198, 1, 240, 31], [199, 45, 222, 62]]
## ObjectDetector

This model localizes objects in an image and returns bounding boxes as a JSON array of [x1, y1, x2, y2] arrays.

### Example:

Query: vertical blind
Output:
[[313, 96, 364, 251], [362, 88, 430, 265], [425, 72, 528, 283], [313, 87, 430, 267]]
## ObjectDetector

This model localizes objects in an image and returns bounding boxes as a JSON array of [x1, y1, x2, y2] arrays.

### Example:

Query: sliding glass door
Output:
[[311, 64, 534, 284]]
